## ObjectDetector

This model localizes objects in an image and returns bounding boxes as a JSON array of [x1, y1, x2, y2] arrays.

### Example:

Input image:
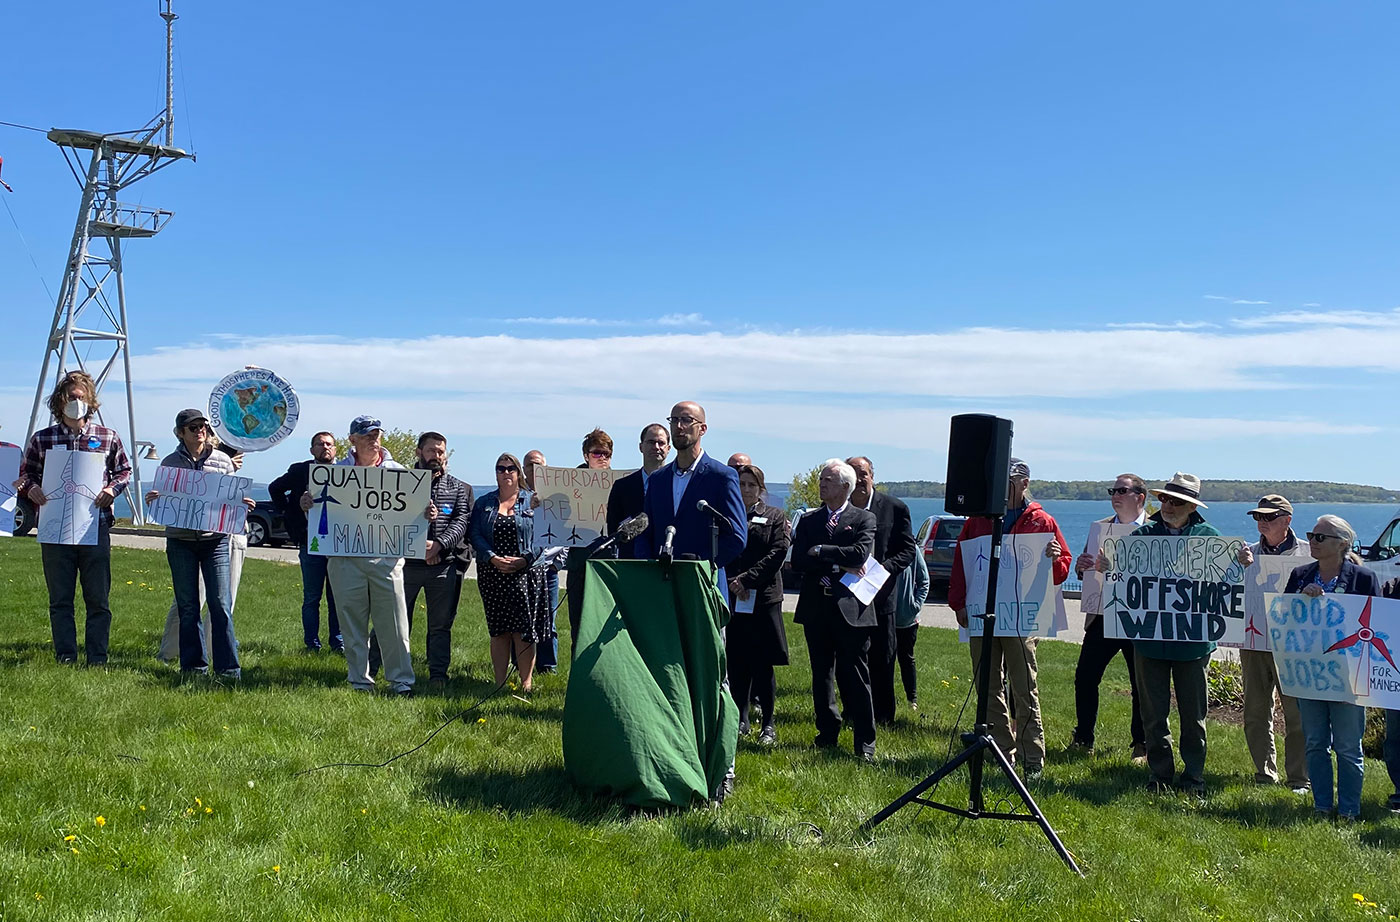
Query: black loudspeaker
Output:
[[945, 414, 1013, 517]]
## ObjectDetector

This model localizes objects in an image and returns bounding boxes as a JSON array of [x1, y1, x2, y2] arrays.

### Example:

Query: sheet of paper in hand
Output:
[[1223, 555, 1306, 651], [840, 556, 890, 606], [531, 464, 635, 550], [306, 463, 432, 558], [37, 446, 105, 546], [0, 442, 21, 537], [1079, 521, 1139, 616], [1265, 592, 1400, 707], [958, 532, 1060, 640], [145, 466, 254, 535], [1102, 534, 1247, 644]]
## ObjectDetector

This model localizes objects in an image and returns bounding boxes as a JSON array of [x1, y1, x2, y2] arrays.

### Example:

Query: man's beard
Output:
[[422, 459, 444, 472], [672, 432, 694, 450]]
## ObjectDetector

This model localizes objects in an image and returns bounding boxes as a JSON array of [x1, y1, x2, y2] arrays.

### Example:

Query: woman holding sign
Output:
[[1283, 514, 1378, 822], [470, 452, 545, 693], [146, 408, 255, 678]]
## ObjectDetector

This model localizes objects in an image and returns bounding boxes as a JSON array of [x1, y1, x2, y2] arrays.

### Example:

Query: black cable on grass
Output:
[[292, 669, 517, 777]]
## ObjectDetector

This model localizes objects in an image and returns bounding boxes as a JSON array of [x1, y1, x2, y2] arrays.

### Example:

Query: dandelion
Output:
[[184, 808, 195, 816], [222, 725, 229, 730], [70, 847, 79, 854], [29, 725, 37, 731], [940, 680, 951, 688], [64, 834, 76, 842], [204, 807, 212, 815], [94, 816, 106, 827], [35, 893, 42, 901], [477, 717, 487, 725], [1355, 894, 1366, 902], [361, 808, 368, 815], [272, 865, 281, 873], [139, 805, 146, 811], [195, 798, 202, 807], [125, 580, 133, 585]]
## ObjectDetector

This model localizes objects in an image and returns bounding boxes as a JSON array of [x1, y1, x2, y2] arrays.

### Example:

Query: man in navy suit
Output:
[[636, 402, 747, 590], [792, 459, 879, 759]]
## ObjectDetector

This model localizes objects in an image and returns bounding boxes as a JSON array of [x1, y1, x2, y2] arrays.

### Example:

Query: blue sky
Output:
[[3, 1, 1400, 488]]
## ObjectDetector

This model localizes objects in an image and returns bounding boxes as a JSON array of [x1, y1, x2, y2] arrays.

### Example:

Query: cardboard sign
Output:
[[1222, 553, 1309, 651], [145, 465, 254, 536], [1079, 521, 1139, 616], [0, 442, 20, 537], [306, 463, 432, 559], [208, 367, 299, 452], [1102, 534, 1247, 644], [531, 464, 636, 550], [958, 532, 1062, 639], [1265, 592, 1400, 707], [37, 446, 104, 546]]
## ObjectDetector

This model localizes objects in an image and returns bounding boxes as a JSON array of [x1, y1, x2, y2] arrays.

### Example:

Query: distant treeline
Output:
[[879, 480, 1400, 504]]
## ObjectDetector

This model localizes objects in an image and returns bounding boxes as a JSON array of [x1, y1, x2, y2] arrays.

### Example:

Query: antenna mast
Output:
[[23, 5, 193, 526]]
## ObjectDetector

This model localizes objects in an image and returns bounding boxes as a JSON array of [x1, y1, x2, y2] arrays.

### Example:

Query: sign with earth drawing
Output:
[[208, 367, 299, 452]]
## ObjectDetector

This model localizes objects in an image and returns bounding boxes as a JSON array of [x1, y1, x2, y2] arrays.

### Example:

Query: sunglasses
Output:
[[496, 465, 518, 474], [1106, 487, 1142, 496], [587, 450, 612, 459], [1158, 495, 1189, 507], [184, 422, 210, 433], [1306, 532, 1344, 542], [1250, 511, 1287, 522]]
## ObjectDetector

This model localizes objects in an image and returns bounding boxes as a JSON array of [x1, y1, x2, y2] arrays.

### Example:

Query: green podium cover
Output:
[[563, 559, 739, 808]]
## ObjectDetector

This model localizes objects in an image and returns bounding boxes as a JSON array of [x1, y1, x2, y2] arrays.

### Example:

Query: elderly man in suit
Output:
[[847, 456, 918, 726], [605, 423, 671, 558], [792, 459, 879, 760], [636, 402, 747, 587]]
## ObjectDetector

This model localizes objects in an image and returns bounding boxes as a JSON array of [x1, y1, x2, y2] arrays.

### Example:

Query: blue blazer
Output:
[[635, 452, 747, 568], [1283, 560, 1380, 597], [469, 489, 538, 564]]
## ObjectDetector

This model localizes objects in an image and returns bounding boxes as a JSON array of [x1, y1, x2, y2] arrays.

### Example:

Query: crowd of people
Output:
[[14, 371, 1400, 817]]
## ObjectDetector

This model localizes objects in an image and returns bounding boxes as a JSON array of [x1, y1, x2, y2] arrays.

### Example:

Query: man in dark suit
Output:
[[268, 431, 342, 651], [636, 402, 747, 586], [605, 422, 671, 558], [848, 456, 918, 725], [792, 459, 879, 759]]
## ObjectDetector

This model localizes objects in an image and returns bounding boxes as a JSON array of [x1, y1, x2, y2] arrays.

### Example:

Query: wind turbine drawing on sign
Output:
[[541, 524, 557, 544], [312, 484, 340, 538], [1325, 596, 1399, 694]]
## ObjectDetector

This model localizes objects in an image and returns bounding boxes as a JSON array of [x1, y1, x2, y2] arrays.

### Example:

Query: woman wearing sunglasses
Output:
[[1283, 514, 1379, 822], [470, 452, 545, 692]]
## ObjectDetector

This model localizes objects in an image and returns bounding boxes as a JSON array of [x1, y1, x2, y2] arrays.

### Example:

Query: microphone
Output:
[[659, 525, 676, 564], [696, 499, 735, 533], [590, 513, 649, 555]]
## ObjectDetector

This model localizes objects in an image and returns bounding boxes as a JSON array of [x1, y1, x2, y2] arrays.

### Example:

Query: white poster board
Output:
[[531, 464, 636, 550], [145, 465, 254, 536], [37, 446, 104, 546], [1266, 593, 1400, 707], [0, 442, 21, 537], [1079, 521, 1138, 616], [958, 532, 1061, 639], [1222, 554, 1308, 651], [1102, 534, 1247, 644], [306, 463, 433, 559]]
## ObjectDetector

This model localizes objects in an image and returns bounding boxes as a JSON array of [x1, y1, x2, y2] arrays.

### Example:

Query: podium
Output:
[[563, 559, 739, 808]]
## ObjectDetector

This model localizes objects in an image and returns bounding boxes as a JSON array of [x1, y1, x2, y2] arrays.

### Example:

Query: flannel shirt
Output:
[[19, 422, 132, 524]]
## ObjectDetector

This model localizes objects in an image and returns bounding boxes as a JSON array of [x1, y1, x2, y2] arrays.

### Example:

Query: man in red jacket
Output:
[[948, 457, 1071, 782]]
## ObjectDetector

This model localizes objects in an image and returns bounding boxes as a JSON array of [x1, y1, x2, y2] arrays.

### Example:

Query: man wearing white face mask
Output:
[[16, 371, 132, 665]]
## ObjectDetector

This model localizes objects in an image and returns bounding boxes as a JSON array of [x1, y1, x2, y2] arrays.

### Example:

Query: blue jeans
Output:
[[536, 569, 559, 669], [167, 536, 239, 674], [298, 546, 341, 649], [41, 521, 113, 663], [1385, 710, 1400, 807], [1297, 697, 1365, 817]]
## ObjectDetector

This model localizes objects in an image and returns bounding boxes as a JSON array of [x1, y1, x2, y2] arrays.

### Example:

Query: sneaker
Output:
[[395, 687, 414, 699], [1068, 739, 1093, 754], [907, 698, 919, 711], [1388, 799, 1400, 815], [1290, 785, 1311, 797], [1130, 743, 1148, 764], [1175, 776, 1205, 797], [738, 720, 751, 737], [758, 725, 777, 746]]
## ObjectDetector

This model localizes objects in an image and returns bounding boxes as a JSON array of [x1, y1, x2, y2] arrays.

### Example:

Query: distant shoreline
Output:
[[877, 479, 1400, 504]]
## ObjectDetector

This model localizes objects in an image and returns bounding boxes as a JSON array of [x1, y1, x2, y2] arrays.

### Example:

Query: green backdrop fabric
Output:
[[563, 559, 739, 808]]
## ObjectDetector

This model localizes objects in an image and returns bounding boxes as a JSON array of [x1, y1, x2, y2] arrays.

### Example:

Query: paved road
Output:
[[105, 532, 1236, 659]]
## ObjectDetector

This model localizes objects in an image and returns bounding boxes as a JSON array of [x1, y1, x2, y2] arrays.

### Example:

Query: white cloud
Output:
[[1105, 321, 1218, 330], [503, 316, 620, 326], [656, 312, 709, 327], [1205, 295, 1270, 305], [1231, 307, 1400, 329]]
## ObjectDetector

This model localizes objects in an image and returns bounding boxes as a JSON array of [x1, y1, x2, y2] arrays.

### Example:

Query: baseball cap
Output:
[[349, 415, 384, 436], [1248, 493, 1293, 516], [175, 408, 208, 429]]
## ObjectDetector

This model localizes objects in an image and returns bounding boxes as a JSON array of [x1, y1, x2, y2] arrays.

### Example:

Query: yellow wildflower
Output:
[[94, 816, 106, 827], [139, 805, 146, 811], [70, 847, 79, 854], [35, 893, 42, 901], [64, 835, 76, 842], [477, 717, 487, 725], [1355, 894, 1366, 902], [204, 807, 212, 814], [195, 798, 202, 807], [272, 865, 281, 873]]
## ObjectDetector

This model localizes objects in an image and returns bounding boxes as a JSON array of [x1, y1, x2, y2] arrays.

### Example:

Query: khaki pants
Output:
[[1135, 651, 1209, 785], [1240, 649, 1308, 787], [159, 534, 246, 662], [328, 556, 413, 693], [969, 635, 1044, 768]]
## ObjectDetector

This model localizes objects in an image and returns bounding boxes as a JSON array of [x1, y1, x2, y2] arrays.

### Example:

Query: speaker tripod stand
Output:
[[860, 515, 1082, 875]]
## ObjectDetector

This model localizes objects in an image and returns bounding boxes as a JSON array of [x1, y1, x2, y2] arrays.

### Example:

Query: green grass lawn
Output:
[[2, 539, 1399, 921]]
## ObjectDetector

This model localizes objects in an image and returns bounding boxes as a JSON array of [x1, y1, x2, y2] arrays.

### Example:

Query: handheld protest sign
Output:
[[1102, 534, 1247, 644], [37, 446, 104, 546], [532, 464, 635, 550], [0, 442, 20, 537], [1266, 592, 1400, 707], [145, 465, 254, 535], [306, 463, 433, 559], [208, 367, 299, 452], [957, 532, 1062, 640]]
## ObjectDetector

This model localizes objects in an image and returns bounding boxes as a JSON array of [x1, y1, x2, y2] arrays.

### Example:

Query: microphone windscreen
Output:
[[618, 513, 649, 542]]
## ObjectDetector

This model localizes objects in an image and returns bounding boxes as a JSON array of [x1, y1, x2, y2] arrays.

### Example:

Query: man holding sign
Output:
[[146, 409, 256, 678], [18, 371, 131, 665], [949, 458, 1071, 782], [1235, 494, 1310, 793], [300, 416, 435, 696]]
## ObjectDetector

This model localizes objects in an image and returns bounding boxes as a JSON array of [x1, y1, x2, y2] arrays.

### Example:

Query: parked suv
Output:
[[244, 484, 290, 548], [915, 513, 966, 585]]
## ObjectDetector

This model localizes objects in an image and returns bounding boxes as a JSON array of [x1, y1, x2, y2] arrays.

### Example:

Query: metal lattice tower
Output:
[[25, 1, 191, 524]]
